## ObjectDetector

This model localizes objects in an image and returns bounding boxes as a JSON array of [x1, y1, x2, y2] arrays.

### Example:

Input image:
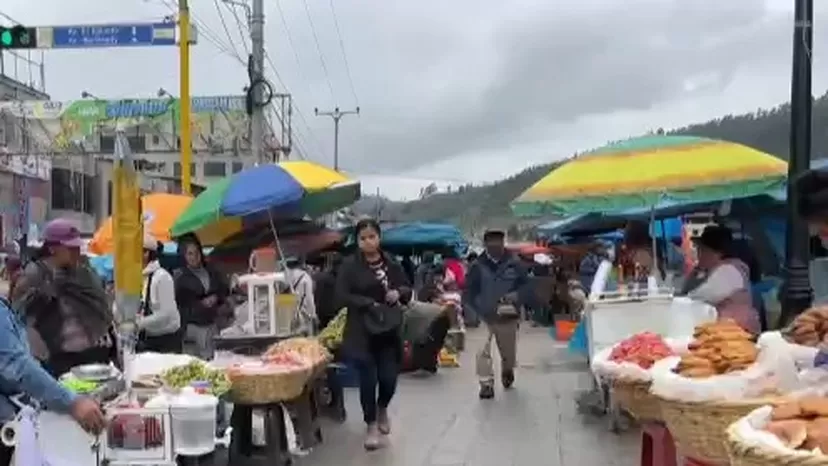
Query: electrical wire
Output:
[[327, 0, 359, 107], [301, 0, 336, 104], [212, 0, 247, 62], [225, 2, 251, 56]]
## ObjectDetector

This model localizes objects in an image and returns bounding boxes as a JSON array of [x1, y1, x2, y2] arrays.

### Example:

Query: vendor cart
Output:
[[576, 263, 716, 432]]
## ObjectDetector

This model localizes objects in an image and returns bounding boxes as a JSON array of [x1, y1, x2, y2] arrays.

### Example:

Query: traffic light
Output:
[[0, 26, 36, 49]]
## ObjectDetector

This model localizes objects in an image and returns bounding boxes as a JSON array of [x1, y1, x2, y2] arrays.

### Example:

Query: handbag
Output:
[[496, 303, 520, 318], [363, 302, 404, 335]]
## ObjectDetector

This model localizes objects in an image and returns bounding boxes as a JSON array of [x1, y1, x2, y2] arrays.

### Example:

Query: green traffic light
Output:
[[0, 31, 11, 46]]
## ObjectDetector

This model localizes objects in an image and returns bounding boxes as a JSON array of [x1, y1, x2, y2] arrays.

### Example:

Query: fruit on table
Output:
[[608, 332, 674, 369], [674, 319, 757, 378], [318, 309, 346, 349], [783, 306, 828, 347], [108, 415, 163, 449], [161, 361, 230, 395], [264, 337, 331, 366]]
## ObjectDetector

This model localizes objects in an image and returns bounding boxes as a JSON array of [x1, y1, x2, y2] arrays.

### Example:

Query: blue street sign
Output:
[[51, 23, 176, 48]]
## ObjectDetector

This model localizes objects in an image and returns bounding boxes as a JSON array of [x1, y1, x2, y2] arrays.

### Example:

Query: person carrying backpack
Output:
[[135, 234, 182, 353]]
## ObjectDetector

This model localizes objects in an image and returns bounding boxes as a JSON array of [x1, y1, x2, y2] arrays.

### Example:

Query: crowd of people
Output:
[[0, 198, 820, 460]]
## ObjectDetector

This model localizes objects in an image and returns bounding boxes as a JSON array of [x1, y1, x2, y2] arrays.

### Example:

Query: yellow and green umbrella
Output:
[[170, 160, 360, 246], [511, 135, 787, 216]]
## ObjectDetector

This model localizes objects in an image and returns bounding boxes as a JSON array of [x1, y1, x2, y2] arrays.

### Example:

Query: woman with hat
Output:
[[135, 234, 182, 353], [687, 225, 760, 333]]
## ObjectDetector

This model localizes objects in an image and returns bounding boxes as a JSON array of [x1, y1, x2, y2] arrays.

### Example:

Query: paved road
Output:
[[298, 326, 639, 466]]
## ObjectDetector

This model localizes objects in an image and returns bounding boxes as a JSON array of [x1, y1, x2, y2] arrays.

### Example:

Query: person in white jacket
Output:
[[137, 235, 182, 353]]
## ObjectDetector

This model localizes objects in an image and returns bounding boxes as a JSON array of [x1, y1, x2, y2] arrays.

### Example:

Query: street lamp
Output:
[[80, 90, 99, 99]]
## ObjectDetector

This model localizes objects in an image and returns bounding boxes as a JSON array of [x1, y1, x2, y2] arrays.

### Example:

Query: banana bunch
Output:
[[318, 308, 347, 350]]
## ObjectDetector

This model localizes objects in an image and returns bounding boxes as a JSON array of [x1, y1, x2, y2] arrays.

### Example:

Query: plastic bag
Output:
[[650, 337, 800, 402], [730, 392, 828, 458], [758, 331, 820, 369], [591, 336, 691, 382]]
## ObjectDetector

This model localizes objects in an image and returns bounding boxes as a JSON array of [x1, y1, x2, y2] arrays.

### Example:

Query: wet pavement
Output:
[[296, 326, 639, 466]]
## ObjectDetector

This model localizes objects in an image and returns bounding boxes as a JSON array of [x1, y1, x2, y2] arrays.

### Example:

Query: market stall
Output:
[[17, 336, 333, 466]]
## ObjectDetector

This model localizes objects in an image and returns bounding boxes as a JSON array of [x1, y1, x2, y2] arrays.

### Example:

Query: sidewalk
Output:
[[298, 326, 638, 466]]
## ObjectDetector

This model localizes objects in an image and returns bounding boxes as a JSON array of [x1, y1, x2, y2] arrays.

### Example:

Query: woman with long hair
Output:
[[336, 218, 412, 450], [174, 235, 230, 360]]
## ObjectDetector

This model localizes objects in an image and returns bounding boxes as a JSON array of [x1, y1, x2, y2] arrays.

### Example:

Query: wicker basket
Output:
[[229, 367, 312, 404], [659, 396, 776, 465], [612, 378, 661, 422], [726, 421, 828, 466]]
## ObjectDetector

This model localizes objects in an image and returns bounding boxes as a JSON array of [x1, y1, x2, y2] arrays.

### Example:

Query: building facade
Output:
[[0, 95, 281, 233], [0, 73, 50, 243]]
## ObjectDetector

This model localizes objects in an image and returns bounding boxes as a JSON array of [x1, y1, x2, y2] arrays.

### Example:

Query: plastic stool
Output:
[[640, 423, 677, 466]]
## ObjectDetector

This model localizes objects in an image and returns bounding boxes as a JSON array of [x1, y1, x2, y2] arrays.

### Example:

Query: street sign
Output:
[[46, 22, 188, 48]]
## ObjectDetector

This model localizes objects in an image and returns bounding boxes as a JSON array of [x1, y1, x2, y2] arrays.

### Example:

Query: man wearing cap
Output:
[[465, 229, 529, 399], [11, 219, 115, 377]]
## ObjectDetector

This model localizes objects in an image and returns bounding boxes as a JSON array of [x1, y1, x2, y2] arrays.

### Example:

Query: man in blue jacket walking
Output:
[[466, 229, 528, 399]]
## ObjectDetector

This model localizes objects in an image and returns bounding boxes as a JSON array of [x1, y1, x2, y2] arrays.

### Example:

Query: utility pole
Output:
[[249, 0, 266, 163], [781, 0, 814, 323], [315, 107, 359, 171], [179, 0, 193, 194]]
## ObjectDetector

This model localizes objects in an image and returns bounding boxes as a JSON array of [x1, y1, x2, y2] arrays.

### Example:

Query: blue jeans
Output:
[[354, 336, 400, 425]]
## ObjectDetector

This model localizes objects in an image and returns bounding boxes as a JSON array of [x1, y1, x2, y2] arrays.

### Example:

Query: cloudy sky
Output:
[[2, 0, 827, 199]]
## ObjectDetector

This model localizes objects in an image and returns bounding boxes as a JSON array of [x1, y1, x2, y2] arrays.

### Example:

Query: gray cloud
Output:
[[3, 0, 827, 188]]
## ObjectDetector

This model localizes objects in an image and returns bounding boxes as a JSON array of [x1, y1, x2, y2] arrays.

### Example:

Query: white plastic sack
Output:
[[590, 337, 692, 382], [650, 337, 800, 402], [731, 399, 828, 458], [758, 331, 820, 369]]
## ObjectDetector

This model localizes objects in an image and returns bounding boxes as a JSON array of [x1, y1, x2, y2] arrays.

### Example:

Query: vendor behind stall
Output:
[[687, 225, 760, 334], [174, 235, 231, 360], [11, 219, 116, 377]]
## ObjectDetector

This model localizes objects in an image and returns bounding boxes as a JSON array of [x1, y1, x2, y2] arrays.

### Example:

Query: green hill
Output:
[[355, 91, 828, 233]]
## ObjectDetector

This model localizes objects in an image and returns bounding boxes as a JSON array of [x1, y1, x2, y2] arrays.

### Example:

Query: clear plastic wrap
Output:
[[590, 337, 691, 382], [650, 336, 801, 402]]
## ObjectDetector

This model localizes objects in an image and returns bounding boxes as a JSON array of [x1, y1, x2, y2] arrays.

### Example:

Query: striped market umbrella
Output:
[[171, 160, 360, 246], [511, 135, 787, 216]]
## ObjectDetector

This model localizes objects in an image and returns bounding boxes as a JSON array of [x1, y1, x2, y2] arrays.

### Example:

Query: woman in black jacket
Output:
[[336, 218, 412, 451], [174, 235, 230, 360]]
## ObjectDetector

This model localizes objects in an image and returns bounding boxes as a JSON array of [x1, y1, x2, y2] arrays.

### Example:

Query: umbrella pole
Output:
[[650, 206, 657, 282]]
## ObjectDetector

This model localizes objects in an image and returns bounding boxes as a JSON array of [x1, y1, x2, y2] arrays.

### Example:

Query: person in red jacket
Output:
[[442, 248, 466, 290]]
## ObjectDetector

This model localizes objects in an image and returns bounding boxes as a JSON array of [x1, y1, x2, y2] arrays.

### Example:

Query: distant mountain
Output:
[[356, 91, 828, 234]]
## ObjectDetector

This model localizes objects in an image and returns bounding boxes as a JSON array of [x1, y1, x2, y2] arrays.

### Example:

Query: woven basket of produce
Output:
[[228, 364, 312, 404], [593, 332, 677, 423], [612, 378, 661, 422], [725, 396, 828, 466], [656, 320, 778, 464], [661, 396, 775, 464]]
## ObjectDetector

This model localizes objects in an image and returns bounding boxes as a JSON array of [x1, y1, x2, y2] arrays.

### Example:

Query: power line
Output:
[[225, 2, 251, 56], [327, 0, 359, 107], [212, 0, 246, 62], [301, 0, 336, 104]]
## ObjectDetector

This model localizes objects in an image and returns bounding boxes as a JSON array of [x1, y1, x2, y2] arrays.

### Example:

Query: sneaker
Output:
[[377, 408, 391, 435], [364, 423, 381, 450], [502, 370, 515, 389], [479, 383, 495, 399]]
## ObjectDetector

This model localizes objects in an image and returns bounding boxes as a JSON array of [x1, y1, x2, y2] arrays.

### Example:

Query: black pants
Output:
[[354, 335, 400, 425], [139, 330, 184, 354], [411, 314, 451, 372], [42, 346, 113, 378]]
